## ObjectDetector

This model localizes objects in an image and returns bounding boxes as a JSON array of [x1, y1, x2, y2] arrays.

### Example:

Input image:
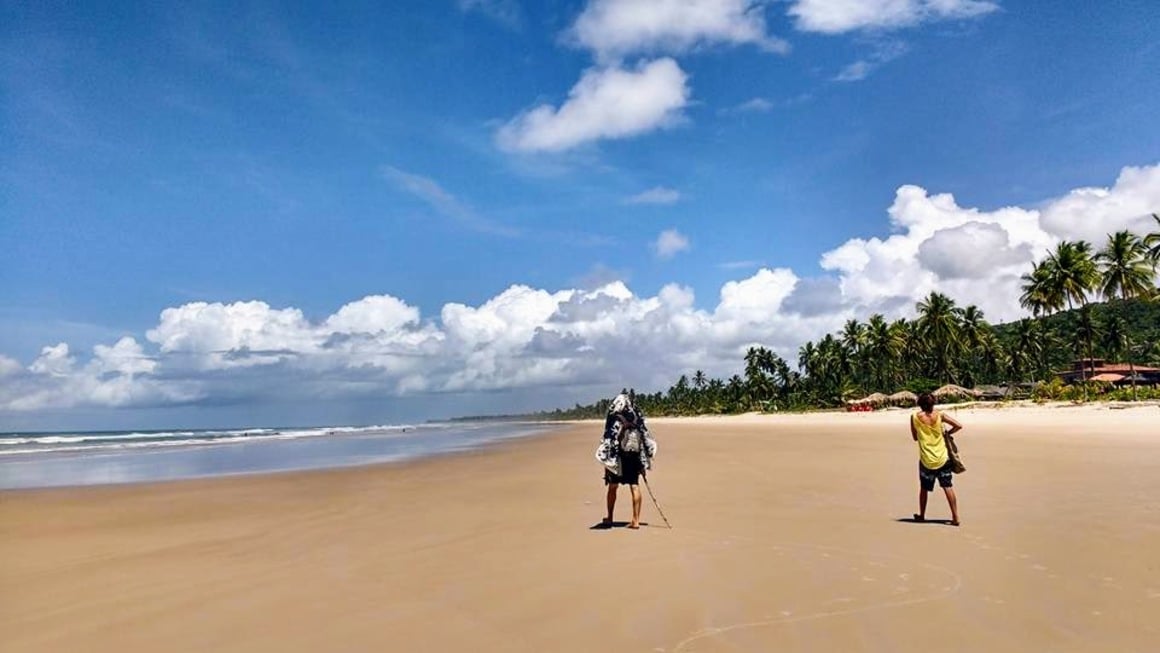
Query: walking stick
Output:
[[641, 472, 672, 529]]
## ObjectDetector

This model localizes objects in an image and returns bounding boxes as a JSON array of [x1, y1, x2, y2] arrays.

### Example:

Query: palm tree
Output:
[[840, 319, 868, 389], [815, 334, 844, 405], [1102, 313, 1127, 363], [797, 341, 816, 377], [1075, 304, 1102, 366], [866, 314, 900, 391], [669, 374, 691, 414], [890, 318, 916, 387], [1009, 319, 1040, 387], [1097, 230, 1154, 399], [916, 291, 962, 383], [743, 347, 774, 410], [1041, 240, 1099, 394], [1045, 240, 1099, 310], [1098, 231, 1155, 300], [769, 355, 796, 405], [958, 305, 990, 387], [725, 375, 745, 410], [1144, 213, 1160, 267], [692, 370, 707, 391], [1020, 262, 1059, 317]]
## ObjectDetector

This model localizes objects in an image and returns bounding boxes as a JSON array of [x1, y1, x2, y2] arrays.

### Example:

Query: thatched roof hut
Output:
[[888, 390, 918, 404], [932, 384, 981, 398]]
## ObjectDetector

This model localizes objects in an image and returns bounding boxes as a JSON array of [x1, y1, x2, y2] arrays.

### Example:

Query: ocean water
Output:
[[0, 421, 563, 490]]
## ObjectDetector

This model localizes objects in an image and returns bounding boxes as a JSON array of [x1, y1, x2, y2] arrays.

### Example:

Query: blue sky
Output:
[[2, 0, 1159, 430]]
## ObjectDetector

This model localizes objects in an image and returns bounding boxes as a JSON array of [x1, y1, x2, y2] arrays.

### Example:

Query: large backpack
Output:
[[619, 425, 642, 453]]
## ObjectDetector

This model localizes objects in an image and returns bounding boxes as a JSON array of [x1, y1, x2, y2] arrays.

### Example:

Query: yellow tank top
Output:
[[913, 411, 948, 470]]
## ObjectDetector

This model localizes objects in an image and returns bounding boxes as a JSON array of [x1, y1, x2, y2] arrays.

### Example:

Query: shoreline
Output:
[[5, 401, 1156, 494], [0, 420, 567, 492]]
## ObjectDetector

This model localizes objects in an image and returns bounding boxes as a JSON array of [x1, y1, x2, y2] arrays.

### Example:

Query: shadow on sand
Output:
[[896, 517, 957, 526], [589, 520, 651, 530]]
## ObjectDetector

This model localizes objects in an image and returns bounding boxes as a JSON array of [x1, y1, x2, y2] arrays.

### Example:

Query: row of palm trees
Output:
[[539, 216, 1160, 418]]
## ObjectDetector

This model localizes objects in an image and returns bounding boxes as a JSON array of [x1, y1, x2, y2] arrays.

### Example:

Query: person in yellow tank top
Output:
[[910, 392, 964, 526]]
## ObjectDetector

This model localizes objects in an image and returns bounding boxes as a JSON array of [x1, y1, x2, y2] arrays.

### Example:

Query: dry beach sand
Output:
[[3, 404, 1159, 652]]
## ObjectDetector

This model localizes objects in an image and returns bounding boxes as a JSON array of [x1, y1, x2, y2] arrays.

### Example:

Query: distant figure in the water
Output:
[[595, 389, 656, 529], [910, 392, 964, 526]]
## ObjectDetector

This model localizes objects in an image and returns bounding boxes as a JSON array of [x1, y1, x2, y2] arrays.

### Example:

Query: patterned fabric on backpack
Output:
[[619, 426, 642, 452]]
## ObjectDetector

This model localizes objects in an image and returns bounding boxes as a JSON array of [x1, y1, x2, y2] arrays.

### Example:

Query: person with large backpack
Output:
[[596, 389, 656, 529]]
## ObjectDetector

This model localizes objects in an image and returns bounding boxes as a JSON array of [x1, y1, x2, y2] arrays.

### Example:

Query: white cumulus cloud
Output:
[[569, 0, 788, 61], [497, 58, 690, 153], [787, 0, 999, 34], [819, 163, 1160, 323], [0, 355, 22, 378], [1038, 164, 1160, 244], [653, 228, 691, 259]]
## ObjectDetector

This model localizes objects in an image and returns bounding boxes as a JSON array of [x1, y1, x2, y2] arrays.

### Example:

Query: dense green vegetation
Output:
[[533, 217, 1160, 420]]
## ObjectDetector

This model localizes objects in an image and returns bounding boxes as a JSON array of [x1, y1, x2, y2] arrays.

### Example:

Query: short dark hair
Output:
[[917, 393, 935, 413]]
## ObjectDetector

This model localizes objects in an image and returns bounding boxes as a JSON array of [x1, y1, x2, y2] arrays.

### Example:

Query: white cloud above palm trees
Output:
[[3, 163, 1156, 414]]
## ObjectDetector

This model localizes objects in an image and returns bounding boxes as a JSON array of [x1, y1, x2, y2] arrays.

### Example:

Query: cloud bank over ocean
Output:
[[3, 163, 1156, 416]]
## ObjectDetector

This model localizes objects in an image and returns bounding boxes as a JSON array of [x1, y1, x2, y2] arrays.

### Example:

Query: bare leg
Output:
[[943, 487, 960, 525], [605, 483, 618, 523], [629, 485, 643, 528], [915, 488, 929, 521]]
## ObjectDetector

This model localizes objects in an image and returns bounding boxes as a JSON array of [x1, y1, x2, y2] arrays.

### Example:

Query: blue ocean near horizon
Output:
[[0, 421, 564, 490]]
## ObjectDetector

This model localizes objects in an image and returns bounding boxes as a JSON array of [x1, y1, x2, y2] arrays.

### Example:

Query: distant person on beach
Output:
[[911, 392, 964, 526], [595, 389, 656, 529]]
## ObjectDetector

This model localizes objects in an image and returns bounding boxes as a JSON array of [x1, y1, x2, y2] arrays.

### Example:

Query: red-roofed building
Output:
[[1057, 359, 1160, 385]]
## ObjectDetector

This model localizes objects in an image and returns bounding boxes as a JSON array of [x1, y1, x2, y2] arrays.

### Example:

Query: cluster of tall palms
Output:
[[1020, 223, 1158, 397], [792, 293, 1009, 406], [539, 216, 1160, 419]]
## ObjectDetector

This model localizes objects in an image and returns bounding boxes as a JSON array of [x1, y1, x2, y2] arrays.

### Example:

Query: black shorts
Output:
[[919, 460, 955, 491], [605, 454, 643, 486]]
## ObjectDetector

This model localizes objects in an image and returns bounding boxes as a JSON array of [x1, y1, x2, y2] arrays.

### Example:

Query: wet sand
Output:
[[3, 404, 1158, 652]]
